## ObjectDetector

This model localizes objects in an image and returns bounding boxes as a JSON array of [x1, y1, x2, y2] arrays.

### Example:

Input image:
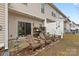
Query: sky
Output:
[[54, 3, 79, 24]]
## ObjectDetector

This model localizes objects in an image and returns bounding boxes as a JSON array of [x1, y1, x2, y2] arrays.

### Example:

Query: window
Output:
[[41, 3, 45, 14], [52, 12, 56, 17], [18, 22, 31, 37]]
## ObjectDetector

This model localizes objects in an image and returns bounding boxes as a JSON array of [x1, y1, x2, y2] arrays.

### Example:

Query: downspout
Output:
[[61, 18, 64, 38], [2, 3, 9, 56], [4, 3, 8, 50]]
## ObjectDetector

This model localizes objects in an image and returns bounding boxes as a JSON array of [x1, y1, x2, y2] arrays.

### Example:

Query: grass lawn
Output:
[[36, 34, 79, 56]]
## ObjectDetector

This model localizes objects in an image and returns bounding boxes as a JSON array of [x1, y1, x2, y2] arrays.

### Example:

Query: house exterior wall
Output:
[[45, 4, 64, 38], [76, 26, 79, 34], [9, 3, 63, 21], [45, 4, 57, 21], [9, 12, 43, 39], [64, 21, 71, 33], [9, 3, 45, 20], [77, 25, 79, 34], [0, 4, 5, 48], [8, 3, 66, 39], [70, 22, 79, 34], [70, 22, 78, 31]]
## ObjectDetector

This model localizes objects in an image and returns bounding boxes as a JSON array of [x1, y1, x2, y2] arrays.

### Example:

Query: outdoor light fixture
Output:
[[0, 25, 2, 31]]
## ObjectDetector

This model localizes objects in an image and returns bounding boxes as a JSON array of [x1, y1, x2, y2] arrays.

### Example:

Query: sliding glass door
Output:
[[18, 22, 31, 37]]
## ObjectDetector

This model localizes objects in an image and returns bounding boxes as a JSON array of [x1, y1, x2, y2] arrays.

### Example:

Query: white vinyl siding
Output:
[[0, 4, 5, 47]]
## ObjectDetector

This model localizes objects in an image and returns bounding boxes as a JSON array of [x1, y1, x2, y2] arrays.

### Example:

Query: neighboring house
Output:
[[70, 22, 79, 34], [64, 18, 71, 33], [0, 4, 8, 49], [45, 4, 65, 38], [77, 24, 79, 34], [8, 3, 70, 39]]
